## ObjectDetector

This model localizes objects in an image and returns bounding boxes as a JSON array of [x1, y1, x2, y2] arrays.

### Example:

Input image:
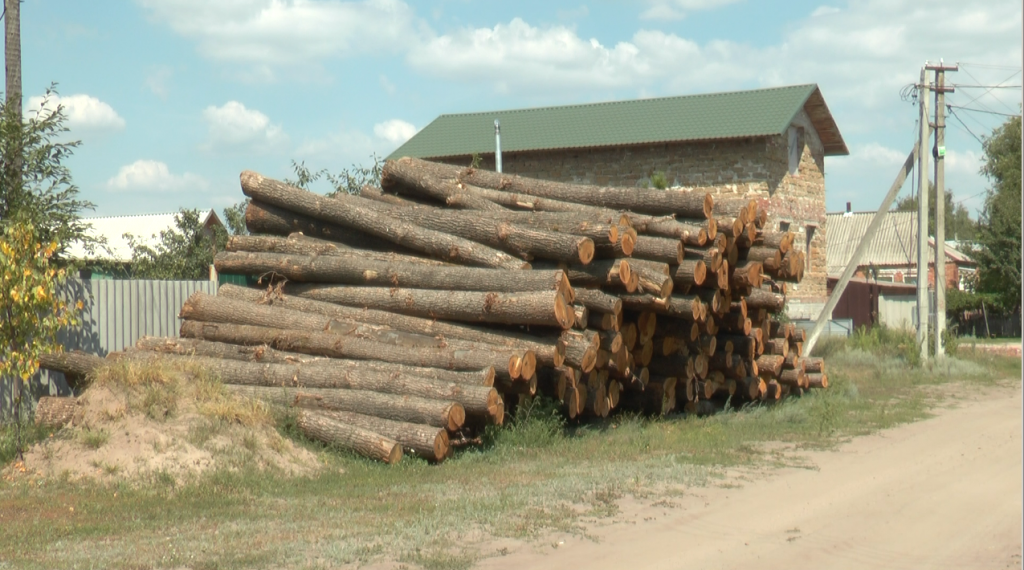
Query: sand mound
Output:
[[14, 359, 319, 484]]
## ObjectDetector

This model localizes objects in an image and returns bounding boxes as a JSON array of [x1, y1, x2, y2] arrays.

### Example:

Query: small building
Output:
[[390, 84, 849, 319], [67, 210, 224, 278], [826, 208, 976, 291]]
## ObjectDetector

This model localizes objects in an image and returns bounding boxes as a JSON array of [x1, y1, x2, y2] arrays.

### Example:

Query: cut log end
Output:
[[576, 238, 596, 265]]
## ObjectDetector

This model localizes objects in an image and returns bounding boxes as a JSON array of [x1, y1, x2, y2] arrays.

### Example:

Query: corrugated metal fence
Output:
[[2, 279, 216, 420]]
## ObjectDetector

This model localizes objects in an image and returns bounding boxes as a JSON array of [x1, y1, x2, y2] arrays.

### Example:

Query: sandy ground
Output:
[[478, 381, 1023, 570]]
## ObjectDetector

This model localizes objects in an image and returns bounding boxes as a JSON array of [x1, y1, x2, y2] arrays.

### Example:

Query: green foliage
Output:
[[893, 185, 977, 241], [649, 171, 669, 190], [849, 324, 920, 366], [125, 209, 228, 280], [286, 154, 384, 197], [469, 153, 482, 169], [973, 115, 1022, 312], [0, 85, 98, 260], [0, 222, 80, 454], [222, 199, 249, 236], [485, 396, 566, 451]]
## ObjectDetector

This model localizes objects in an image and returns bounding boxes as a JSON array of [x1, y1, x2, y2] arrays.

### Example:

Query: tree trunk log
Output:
[[745, 288, 786, 312], [137, 352, 501, 423], [640, 218, 707, 246], [245, 200, 408, 253], [132, 336, 495, 387], [670, 260, 707, 288], [295, 409, 403, 464], [762, 231, 794, 253], [804, 357, 825, 374], [34, 396, 78, 428], [620, 294, 703, 320], [806, 372, 828, 389], [314, 408, 449, 462], [573, 288, 622, 316], [226, 234, 447, 267], [533, 259, 633, 291], [684, 246, 722, 273], [38, 351, 106, 390], [241, 171, 524, 269], [731, 261, 762, 290], [283, 285, 572, 329], [181, 321, 524, 382], [755, 354, 784, 378], [218, 284, 564, 367], [631, 235, 683, 264], [386, 157, 714, 218], [214, 250, 563, 293], [628, 259, 674, 298]]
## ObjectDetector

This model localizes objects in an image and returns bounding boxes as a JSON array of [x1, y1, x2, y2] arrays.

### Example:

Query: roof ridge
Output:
[[81, 210, 212, 220], [437, 84, 819, 118]]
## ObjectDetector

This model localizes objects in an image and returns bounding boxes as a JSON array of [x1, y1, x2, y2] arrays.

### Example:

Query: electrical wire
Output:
[[945, 106, 985, 146], [957, 67, 1021, 115], [947, 105, 1021, 118]]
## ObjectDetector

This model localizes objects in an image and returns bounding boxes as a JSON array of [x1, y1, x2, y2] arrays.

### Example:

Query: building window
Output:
[[805, 225, 816, 271], [779, 221, 791, 232], [788, 126, 803, 175]]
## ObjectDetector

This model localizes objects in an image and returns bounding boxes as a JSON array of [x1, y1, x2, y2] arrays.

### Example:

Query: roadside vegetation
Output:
[[0, 330, 1018, 570]]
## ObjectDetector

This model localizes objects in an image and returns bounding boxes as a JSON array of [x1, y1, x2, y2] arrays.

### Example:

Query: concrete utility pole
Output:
[[4, 0, 21, 117], [916, 67, 931, 362], [927, 61, 957, 357]]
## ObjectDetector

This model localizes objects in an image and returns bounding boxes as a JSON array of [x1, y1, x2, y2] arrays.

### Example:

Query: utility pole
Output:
[[927, 61, 957, 357], [916, 67, 931, 361], [5, 0, 21, 118]]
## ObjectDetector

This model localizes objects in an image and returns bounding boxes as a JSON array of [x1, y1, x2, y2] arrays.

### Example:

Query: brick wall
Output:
[[432, 112, 829, 309]]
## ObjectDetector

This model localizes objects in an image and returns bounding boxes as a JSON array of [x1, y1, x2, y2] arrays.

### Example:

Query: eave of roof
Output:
[[389, 84, 848, 160]]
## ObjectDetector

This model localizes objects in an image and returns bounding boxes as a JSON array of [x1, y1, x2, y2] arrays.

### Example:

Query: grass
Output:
[[0, 344, 1018, 570]]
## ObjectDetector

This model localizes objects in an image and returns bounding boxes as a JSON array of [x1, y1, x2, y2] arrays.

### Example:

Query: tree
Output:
[[125, 210, 229, 280], [893, 185, 977, 241], [0, 222, 80, 455], [286, 155, 383, 196], [973, 115, 1021, 313], [222, 199, 249, 237]]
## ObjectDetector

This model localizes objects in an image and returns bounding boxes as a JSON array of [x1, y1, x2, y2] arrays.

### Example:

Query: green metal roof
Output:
[[389, 84, 848, 160]]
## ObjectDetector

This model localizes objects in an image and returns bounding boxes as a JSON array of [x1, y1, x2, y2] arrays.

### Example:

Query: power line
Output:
[[950, 84, 1022, 89], [948, 104, 1022, 118], [958, 67, 1021, 114], [946, 106, 986, 145], [958, 61, 1024, 71]]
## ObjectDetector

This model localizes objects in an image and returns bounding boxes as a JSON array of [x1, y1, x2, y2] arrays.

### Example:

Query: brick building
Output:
[[389, 84, 849, 318]]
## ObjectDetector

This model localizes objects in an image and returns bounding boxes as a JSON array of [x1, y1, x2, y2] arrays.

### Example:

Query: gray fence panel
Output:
[[2, 279, 217, 421]]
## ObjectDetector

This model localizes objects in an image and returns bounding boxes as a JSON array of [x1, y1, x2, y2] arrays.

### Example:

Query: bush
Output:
[[849, 324, 920, 366]]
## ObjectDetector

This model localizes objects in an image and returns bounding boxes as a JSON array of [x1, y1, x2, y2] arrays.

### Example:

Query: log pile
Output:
[[39, 157, 829, 464]]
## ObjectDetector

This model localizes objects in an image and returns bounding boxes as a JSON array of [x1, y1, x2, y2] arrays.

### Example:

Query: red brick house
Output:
[[389, 84, 848, 318]]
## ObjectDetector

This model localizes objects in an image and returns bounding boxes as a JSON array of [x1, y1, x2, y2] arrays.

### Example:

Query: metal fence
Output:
[[2, 278, 217, 420]]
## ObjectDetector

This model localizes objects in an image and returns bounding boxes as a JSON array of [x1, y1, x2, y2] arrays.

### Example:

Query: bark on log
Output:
[[632, 235, 684, 264], [762, 231, 794, 253], [804, 357, 825, 374], [296, 409, 403, 463], [671, 259, 707, 288], [778, 368, 806, 388], [218, 284, 564, 367], [141, 352, 500, 423], [755, 354, 784, 378], [132, 336, 495, 386], [214, 250, 563, 293], [714, 198, 757, 223], [181, 321, 524, 382], [387, 158, 714, 218], [806, 373, 829, 389], [587, 312, 620, 331], [573, 288, 622, 316], [745, 288, 786, 312], [358, 185, 432, 208], [35, 396, 78, 428], [628, 259, 674, 298], [226, 234, 447, 267], [278, 385, 465, 432], [38, 351, 106, 390], [245, 200, 407, 253], [241, 171, 525, 269], [620, 293, 703, 320], [349, 199, 597, 264], [534, 259, 633, 291], [314, 408, 449, 462], [764, 337, 789, 357], [571, 303, 588, 330], [283, 285, 572, 329], [731, 261, 762, 290], [684, 246, 722, 273], [640, 218, 708, 246]]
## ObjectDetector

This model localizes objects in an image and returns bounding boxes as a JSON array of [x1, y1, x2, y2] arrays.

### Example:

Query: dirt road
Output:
[[478, 383, 1023, 570]]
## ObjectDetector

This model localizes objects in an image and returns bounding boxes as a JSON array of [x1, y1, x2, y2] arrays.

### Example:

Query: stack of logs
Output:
[[39, 157, 828, 464]]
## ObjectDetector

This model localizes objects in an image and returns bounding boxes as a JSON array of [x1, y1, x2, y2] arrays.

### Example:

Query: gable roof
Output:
[[389, 84, 848, 160], [826, 211, 974, 276], [67, 210, 222, 262]]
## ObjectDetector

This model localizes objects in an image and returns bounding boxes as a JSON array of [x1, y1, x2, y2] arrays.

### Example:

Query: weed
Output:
[[79, 428, 109, 450]]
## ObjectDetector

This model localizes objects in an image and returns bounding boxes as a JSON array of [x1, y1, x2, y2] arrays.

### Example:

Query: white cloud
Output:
[[639, 0, 741, 20], [135, 0, 423, 72], [201, 101, 289, 153], [106, 160, 208, 192], [26, 93, 125, 132], [373, 119, 417, 144], [145, 66, 173, 98], [811, 5, 841, 17]]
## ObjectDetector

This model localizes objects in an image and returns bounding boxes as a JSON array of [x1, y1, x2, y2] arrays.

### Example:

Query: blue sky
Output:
[[19, 0, 1023, 219]]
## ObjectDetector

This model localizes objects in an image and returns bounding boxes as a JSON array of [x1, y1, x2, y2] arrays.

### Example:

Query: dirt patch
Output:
[[8, 363, 319, 484]]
